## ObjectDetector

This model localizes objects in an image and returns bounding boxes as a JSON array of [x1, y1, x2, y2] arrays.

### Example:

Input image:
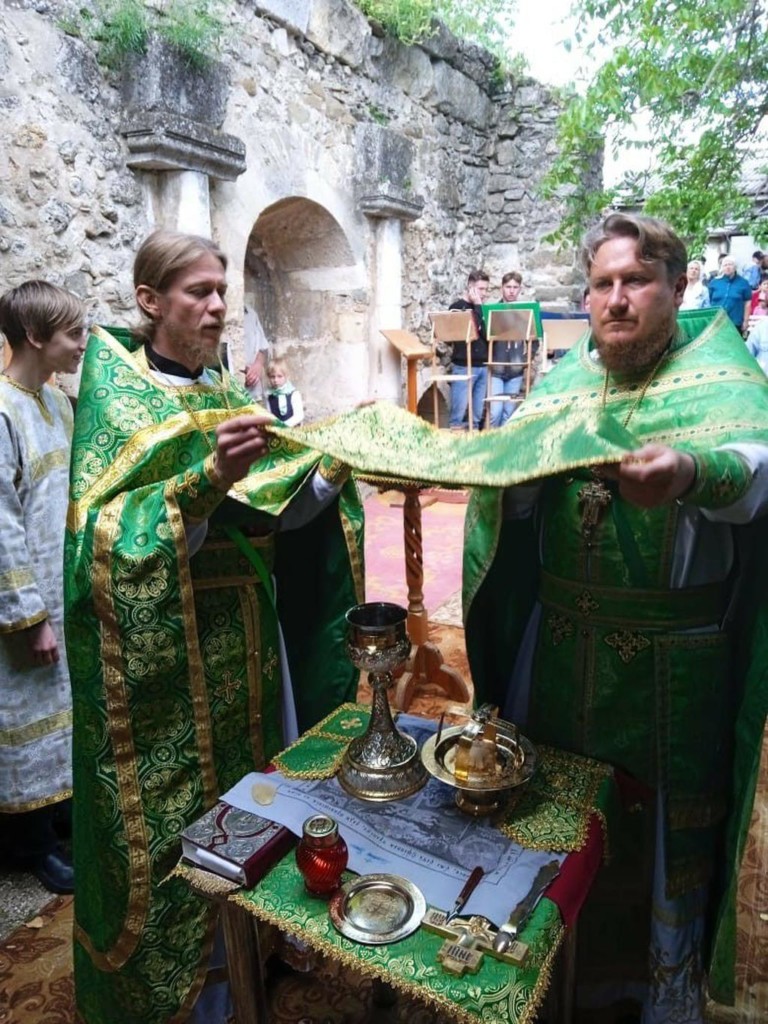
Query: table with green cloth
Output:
[[204, 704, 617, 1024]]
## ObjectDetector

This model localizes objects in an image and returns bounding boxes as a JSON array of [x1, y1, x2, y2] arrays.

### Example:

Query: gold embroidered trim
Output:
[[203, 452, 231, 495], [575, 590, 599, 616], [317, 455, 350, 485], [0, 788, 72, 813], [272, 703, 366, 779], [0, 609, 47, 633], [0, 373, 53, 424], [67, 409, 222, 532], [0, 566, 35, 591], [30, 447, 69, 483], [0, 709, 72, 746], [83, 495, 151, 972], [546, 614, 574, 647], [273, 735, 350, 779], [339, 499, 365, 606], [167, 492, 218, 809], [169, 861, 240, 898], [499, 745, 612, 854], [229, 889, 566, 1024]]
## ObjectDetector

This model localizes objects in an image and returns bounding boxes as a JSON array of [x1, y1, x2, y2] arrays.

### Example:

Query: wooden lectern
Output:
[[378, 329, 470, 712]]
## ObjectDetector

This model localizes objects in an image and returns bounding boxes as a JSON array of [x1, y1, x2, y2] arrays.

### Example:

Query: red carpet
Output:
[[363, 492, 465, 616]]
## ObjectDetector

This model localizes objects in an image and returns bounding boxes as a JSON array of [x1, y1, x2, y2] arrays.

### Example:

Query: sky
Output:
[[507, 0, 638, 184], [509, 0, 586, 89]]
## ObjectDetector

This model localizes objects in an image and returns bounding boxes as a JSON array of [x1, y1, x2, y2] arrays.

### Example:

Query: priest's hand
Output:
[[26, 620, 60, 666], [214, 414, 271, 486], [603, 444, 696, 507]]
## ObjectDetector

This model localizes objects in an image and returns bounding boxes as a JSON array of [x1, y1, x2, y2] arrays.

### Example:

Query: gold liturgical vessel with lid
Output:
[[421, 705, 536, 816], [338, 602, 428, 802]]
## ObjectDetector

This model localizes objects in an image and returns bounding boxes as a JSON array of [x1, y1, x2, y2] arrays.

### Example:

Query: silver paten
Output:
[[329, 873, 426, 945]]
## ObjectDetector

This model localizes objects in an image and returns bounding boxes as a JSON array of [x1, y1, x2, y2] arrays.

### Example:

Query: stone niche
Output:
[[244, 197, 368, 419]]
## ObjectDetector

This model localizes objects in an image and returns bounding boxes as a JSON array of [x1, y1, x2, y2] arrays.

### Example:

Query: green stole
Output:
[[66, 327, 363, 1024]]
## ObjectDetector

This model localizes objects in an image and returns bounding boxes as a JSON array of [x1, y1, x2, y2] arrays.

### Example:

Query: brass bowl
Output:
[[421, 723, 536, 817]]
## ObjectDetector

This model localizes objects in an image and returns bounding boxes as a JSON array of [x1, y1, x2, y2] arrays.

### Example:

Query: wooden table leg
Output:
[[220, 900, 270, 1024], [393, 486, 470, 712], [559, 923, 577, 1024]]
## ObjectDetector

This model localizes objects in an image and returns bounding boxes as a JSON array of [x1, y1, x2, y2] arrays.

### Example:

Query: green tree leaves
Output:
[[543, 0, 768, 247]]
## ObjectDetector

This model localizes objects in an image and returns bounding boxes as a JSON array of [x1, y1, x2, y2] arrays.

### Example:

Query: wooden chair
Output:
[[540, 317, 589, 373], [483, 307, 537, 428], [427, 310, 478, 431]]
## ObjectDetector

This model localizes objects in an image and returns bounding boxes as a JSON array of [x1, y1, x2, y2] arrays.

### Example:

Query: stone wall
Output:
[[0, 0, 582, 414]]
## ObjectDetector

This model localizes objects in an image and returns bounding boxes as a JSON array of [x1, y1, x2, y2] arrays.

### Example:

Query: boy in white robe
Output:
[[0, 280, 86, 893]]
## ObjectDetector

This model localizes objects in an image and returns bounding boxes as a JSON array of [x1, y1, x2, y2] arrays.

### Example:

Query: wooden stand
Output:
[[377, 327, 471, 712]]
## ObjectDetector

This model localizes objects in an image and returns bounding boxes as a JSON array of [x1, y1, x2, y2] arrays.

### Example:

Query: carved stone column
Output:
[[119, 37, 246, 236], [356, 126, 424, 405]]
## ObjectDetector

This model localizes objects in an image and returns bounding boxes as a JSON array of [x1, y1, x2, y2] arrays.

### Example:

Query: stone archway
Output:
[[243, 197, 368, 420]]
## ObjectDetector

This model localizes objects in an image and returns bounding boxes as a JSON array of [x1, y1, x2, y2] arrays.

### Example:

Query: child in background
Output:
[[265, 357, 304, 426]]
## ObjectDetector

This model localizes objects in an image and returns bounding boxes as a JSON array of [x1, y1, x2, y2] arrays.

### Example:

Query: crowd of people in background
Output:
[[682, 248, 768, 332]]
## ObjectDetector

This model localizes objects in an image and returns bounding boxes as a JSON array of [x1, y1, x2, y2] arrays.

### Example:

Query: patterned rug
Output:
[[0, 894, 454, 1024], [0, 895, 73, 1024]]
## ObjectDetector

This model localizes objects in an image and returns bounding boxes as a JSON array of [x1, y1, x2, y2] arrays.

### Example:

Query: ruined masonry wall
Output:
[[0, 0, 578, 411]]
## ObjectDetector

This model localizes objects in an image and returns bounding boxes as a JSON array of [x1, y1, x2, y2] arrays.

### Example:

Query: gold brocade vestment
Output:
[[66, 327, 363, 1024]]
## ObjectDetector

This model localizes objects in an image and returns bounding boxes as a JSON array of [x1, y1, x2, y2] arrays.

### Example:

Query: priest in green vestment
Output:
[[65, 231, 363, 1024], [464, 214, 768, 1021]]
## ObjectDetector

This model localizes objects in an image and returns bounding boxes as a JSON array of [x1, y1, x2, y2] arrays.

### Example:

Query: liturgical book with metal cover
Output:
[[180, 800, 295, 888]]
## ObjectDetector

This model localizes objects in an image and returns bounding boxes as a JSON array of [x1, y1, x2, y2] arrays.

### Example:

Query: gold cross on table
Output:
[[422, 909, 529, 975], [578, 478, 613, 540]]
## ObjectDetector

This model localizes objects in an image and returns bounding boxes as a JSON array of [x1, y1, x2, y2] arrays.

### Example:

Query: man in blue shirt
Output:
[[744, 250, 763, 289], [708, 256, 752, 333]]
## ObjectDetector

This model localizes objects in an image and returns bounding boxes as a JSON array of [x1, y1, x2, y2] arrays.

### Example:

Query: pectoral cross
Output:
[[578, 478, 613, 542]]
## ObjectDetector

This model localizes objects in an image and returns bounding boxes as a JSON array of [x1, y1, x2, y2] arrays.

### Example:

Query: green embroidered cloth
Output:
[[233, 855, 563, 1024], [269, 395, 637, 490], [65, 326, 365, 1024], [273, 704, 616, 854], [229, 705, 618, 1023]]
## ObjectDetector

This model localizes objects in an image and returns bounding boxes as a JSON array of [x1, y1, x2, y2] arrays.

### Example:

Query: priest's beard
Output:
[[188, 340, 224, 369], [158, 321, 223, 371], [594, 312, 676, 376]]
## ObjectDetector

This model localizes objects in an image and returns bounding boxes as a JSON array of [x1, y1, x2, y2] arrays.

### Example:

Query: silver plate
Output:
[[329, 873, 426, 945]]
